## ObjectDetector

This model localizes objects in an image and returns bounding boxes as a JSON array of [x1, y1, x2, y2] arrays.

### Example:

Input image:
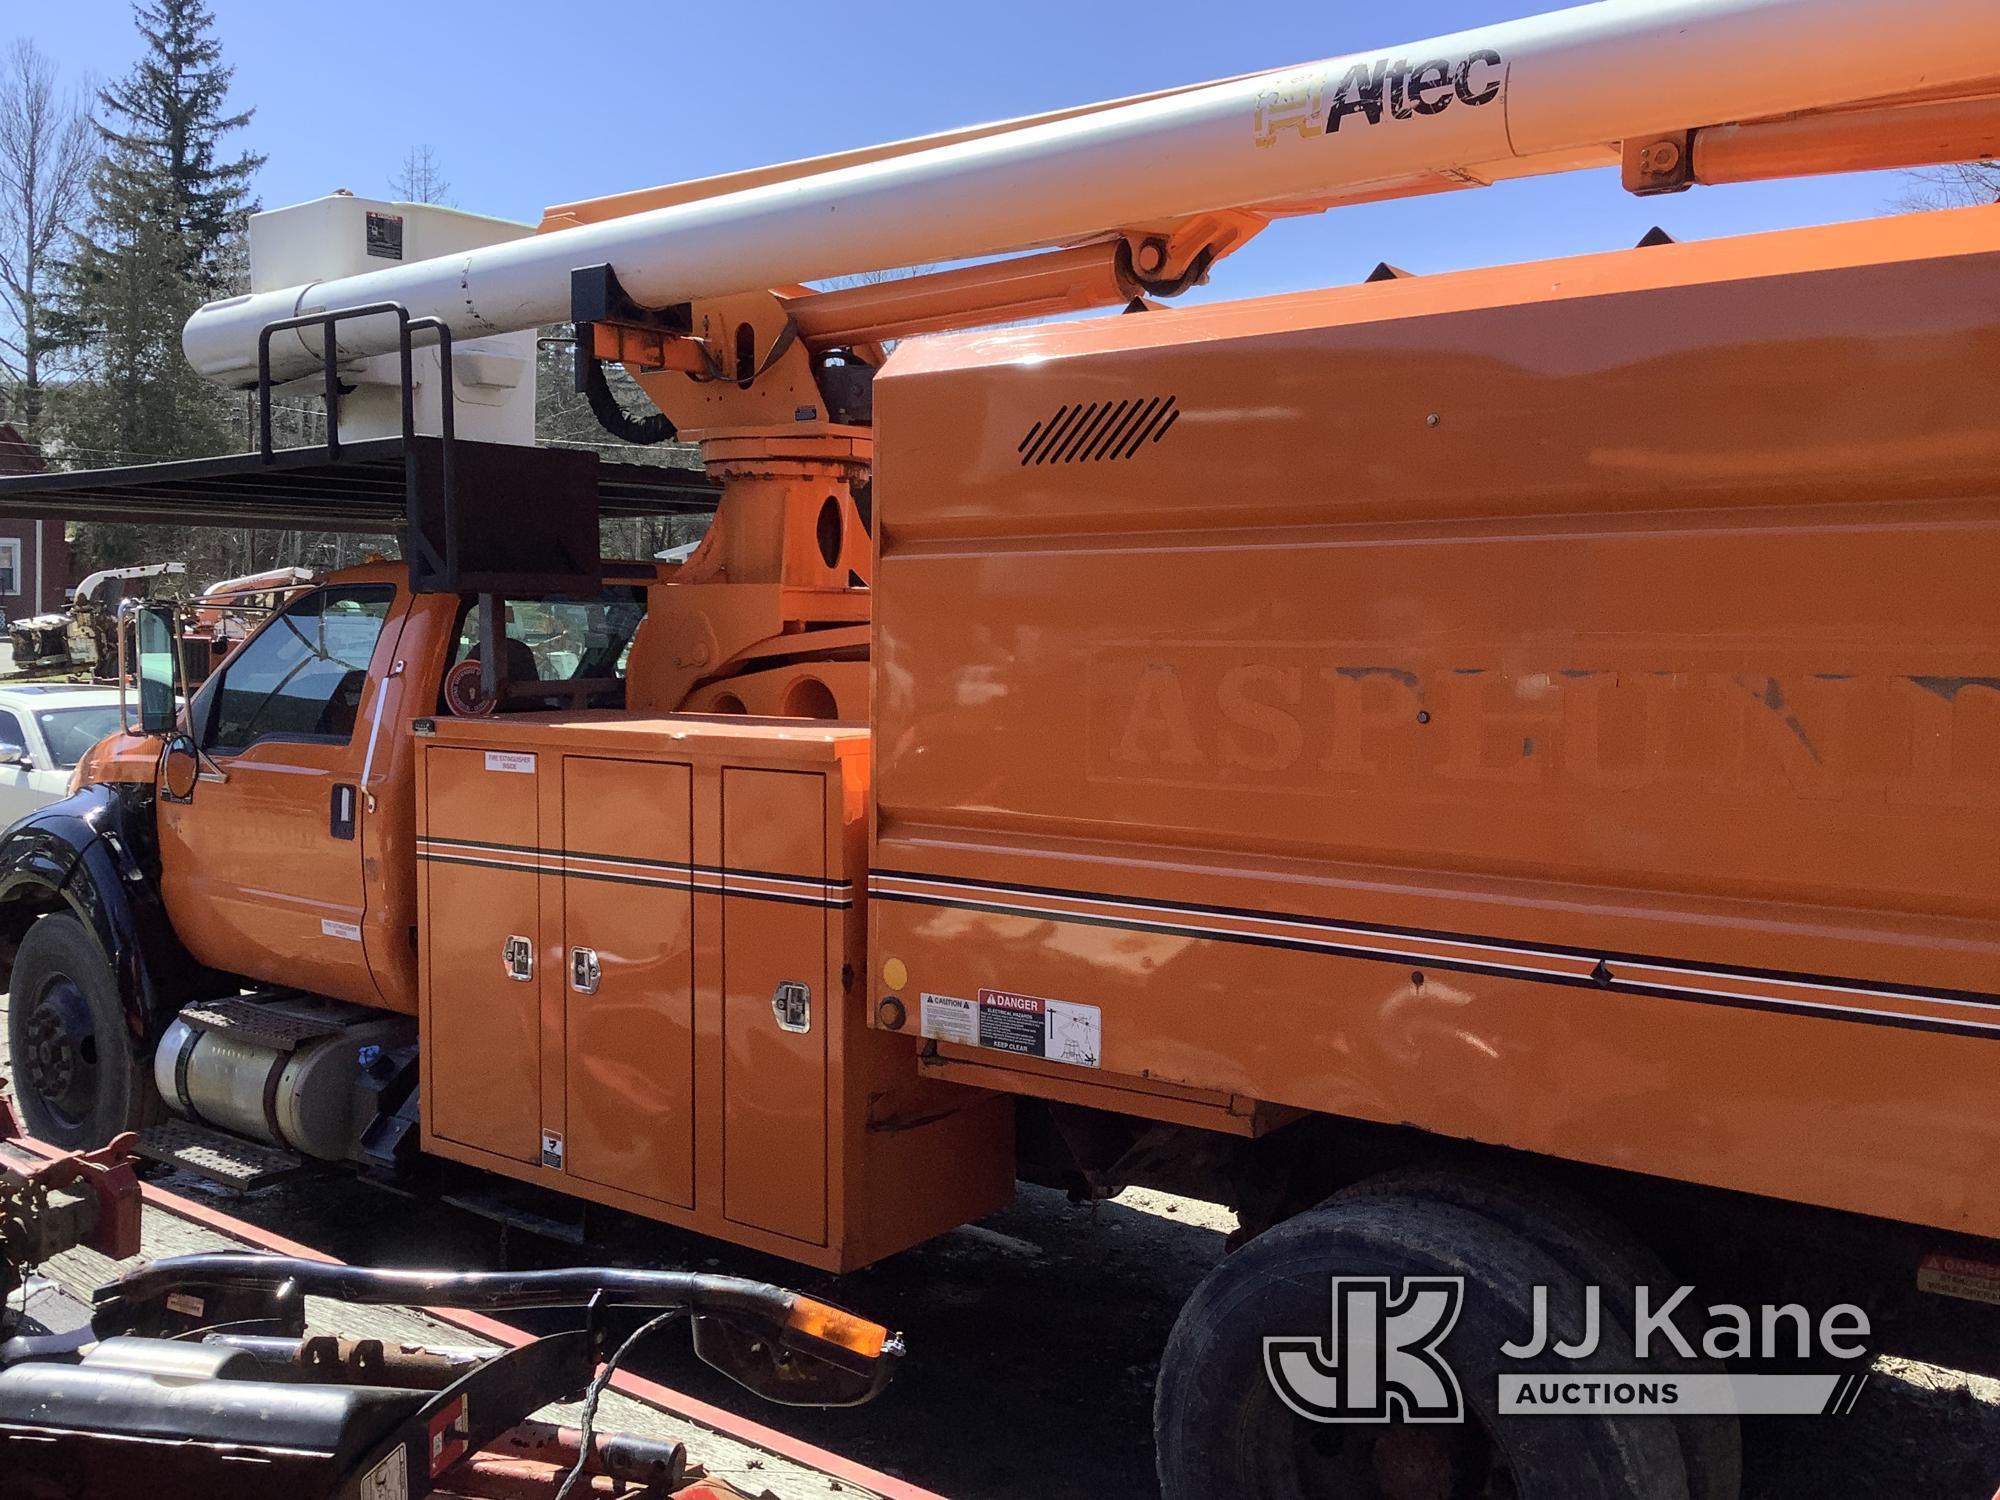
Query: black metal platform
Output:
[[133, 1119, 312, 1192], [0, 435, 719, 532]]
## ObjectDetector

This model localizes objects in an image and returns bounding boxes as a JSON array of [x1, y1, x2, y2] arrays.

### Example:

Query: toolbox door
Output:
[[561, 756, 696, 1208], [721, 768, 829, 1246], [422, 744, 543, 1164]]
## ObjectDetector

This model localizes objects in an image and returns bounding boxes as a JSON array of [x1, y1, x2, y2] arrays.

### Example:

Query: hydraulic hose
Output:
[[582, 357, 677, 445]]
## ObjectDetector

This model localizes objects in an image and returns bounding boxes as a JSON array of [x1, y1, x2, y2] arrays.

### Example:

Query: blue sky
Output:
[[10, 0, 1923, 307]]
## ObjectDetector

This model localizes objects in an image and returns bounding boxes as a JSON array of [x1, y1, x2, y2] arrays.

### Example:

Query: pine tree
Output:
[[52, 0, 265, 572], [89, 0, 263, 295]]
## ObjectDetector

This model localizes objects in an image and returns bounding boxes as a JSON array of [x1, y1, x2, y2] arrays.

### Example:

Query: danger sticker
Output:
[[485, 751, 535, 774], [427, 1393, 470, 1476], [1918, 1253, 2000, 1306], [365, 210, 404, 261], [920, 989, 1100, 1068]]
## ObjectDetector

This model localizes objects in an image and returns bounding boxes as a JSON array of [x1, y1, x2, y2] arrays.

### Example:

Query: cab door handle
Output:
[[330, 783, 357, 839]]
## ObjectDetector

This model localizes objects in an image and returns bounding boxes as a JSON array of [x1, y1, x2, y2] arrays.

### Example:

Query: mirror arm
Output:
[[115, 604, 134, 736]]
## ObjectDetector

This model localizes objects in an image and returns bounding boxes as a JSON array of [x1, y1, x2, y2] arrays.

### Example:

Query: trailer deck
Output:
[[2, 1135, 935, 1500]]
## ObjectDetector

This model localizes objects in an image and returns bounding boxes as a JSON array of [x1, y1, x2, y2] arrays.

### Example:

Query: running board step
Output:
[[443, 1171, 592, 1246], [134, 1119, 313, 1191]]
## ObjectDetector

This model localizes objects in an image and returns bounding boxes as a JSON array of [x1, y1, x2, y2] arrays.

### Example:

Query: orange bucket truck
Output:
[[4, 1, 2000, 1493]]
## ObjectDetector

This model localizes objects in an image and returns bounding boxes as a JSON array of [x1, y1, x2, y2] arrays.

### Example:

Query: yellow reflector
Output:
[[787, 1296, 890, 1359]]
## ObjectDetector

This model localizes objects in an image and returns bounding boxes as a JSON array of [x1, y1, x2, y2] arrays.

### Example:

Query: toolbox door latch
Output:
[[772, 980, 812, 1033], [570, 946, 600, 994], [503, 935, 534, 982]]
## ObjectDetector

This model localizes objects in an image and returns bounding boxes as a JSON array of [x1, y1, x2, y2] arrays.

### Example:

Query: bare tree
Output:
[[391, 144, 452, 205], [1902, 160, 2000, 209], [0, 39, 95, 441]]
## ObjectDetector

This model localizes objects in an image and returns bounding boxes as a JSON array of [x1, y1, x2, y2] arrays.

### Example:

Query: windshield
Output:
[[35, 705, 125, 770]]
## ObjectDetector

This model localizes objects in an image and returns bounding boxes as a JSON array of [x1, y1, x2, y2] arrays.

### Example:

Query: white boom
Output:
[[186, 0, 2000, 388]]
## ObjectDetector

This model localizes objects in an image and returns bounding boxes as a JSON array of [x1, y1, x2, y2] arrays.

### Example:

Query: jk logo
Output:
[[1264, 1277, 1466, 1423]]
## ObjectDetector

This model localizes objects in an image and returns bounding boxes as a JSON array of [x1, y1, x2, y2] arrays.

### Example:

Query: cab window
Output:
[[443, 590, 645, 712], [204, 585, 396, 753]]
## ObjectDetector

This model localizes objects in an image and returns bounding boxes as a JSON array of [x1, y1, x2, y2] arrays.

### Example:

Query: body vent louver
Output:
[[1017, 396, 1180, 465]]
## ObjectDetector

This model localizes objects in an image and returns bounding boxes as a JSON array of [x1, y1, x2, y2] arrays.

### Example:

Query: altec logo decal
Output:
[[1253, 50, 1503, 146]]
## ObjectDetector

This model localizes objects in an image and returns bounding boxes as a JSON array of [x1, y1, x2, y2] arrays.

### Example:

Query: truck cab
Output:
[[132, 567, 648, 1014]]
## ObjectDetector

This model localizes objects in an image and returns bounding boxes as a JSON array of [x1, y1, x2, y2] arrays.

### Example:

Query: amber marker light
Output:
[[786, 1295, 892, 1359]]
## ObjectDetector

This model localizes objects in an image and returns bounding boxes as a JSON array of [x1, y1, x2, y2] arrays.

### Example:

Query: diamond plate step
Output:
[[176, 996, 346, 1053], [134, 1119, 312, 1191]]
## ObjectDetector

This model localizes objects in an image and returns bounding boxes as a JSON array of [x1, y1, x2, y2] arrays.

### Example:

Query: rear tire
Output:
[[1338, 1168, 1741, 1500], [1156, 1192, 1689, 1500], [5, 912, 162, 1148]]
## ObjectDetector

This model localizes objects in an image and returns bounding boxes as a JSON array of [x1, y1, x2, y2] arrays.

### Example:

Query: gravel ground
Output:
[[5, 992, 1997, 1497]]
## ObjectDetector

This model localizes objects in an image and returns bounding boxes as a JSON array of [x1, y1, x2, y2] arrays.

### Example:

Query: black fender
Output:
[[0, 781, 215, 1055]]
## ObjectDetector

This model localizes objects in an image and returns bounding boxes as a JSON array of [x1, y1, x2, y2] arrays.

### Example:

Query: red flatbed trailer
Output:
[[2, 1121, 938, 1500]]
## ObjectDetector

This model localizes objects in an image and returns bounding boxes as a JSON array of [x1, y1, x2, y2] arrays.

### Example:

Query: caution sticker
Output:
[[920, 989, 1101, 1068], [919, 993, 978, 1046]]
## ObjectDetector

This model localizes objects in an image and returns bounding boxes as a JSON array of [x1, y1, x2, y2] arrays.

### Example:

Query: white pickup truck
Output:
[[0, 686, 126, 827]]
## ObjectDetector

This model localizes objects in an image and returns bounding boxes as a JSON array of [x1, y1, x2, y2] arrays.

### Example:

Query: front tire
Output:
[[6, 912, 162, 1147], [1156, 1192, 1689, 1500]]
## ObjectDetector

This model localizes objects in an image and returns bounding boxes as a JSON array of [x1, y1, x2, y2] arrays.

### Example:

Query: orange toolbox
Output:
[[412, 711, 1012, 1270]]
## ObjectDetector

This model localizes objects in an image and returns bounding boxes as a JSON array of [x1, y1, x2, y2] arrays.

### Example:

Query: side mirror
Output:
[[0, 743, 30, 769], [161, 733, 199, 803], [130, 602, 181, 737]]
